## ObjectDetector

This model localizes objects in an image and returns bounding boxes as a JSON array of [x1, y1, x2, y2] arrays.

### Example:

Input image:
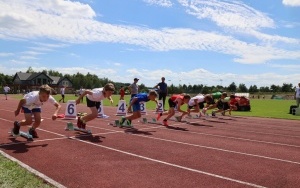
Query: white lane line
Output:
[[180, 130, 300, 148], [0, 150, 66, 188], [2, 115, 300, 165], [66, 136, 267, 188], [213, 127, 300, 139], [128, 133, 300, 165]]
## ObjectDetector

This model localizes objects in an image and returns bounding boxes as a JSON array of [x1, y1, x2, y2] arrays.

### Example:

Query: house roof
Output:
[[13, 72, 72, 85], [50, 76, 61, 84], [15, 72, 32, 80]]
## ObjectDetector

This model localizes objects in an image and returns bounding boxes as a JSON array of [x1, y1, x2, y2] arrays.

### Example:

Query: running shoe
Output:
[[12, 121, 20, 135], [77, 116, 82, 128], [29, 128, 39, 138], [157, 113, 162, 120], [81, 120, 86, 129], [162, 119, 168, 126]]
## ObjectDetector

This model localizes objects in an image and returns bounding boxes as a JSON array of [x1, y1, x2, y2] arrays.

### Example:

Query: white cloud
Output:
[[143, 0, 173, 7], [282, 0, 300, 6], [180, 0, 275, 30], [0, 0, 299, 65], [178, 0, 300, 45], [0, 52, 13, 57], [21, 51, 44, 56], [19, 56, 39, 60]]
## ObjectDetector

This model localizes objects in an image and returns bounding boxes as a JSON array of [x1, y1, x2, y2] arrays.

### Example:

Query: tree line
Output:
[[0, 67, 295, 94]]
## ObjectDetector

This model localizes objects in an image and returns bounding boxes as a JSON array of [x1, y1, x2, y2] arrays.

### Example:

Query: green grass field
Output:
[[0, 155, 54, 188], [2, 94, 300, 187]]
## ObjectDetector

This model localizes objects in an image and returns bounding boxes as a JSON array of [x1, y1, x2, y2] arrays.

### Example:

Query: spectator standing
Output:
[[59, 86, 66, 103], [128, 78, 139, 113], [295, 83, 300, 107], [79, 86, 84, 102], [3, 84, 11, 100], [154, 77, 168, 111]]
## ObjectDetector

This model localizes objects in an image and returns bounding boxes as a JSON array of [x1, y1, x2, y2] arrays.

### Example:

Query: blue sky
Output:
[[0, 0, 300, 88]]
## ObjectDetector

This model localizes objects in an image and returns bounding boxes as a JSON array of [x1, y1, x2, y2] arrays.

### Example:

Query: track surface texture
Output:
[[1, 96, 300, 188]]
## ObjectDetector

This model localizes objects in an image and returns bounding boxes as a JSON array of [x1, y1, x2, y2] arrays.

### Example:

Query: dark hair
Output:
[[183, 94, 191, 100], [222, 92, 227, 97]]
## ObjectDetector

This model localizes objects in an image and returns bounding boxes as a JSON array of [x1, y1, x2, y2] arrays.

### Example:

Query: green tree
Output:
[[281, 83, 293, 92], [26, 66, 35, 73], [238, 83, 248, 92], [249, 85, 258, 93], [228, 82, 237, 92], [270, 84, 280, 92]]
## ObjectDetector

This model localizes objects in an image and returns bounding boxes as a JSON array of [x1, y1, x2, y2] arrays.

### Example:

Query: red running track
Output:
[[1, 96, 300, 188]]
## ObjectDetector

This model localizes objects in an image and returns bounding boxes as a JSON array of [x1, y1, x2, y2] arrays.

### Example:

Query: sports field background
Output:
[[11, 93, 300, 120], [1, 93, 300, 187]]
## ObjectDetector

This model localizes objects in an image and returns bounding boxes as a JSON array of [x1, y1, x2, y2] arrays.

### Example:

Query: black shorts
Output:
[[61, 94, 65, 98], [188, 102, 205, 109], [86, 97, 100, 109], [168, 98, 177, 108], [217, 100, 229, 110]]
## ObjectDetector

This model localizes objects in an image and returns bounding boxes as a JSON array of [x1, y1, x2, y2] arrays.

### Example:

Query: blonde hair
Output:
[[104, 83, 115, 92], [149, 90, 158, 97], [39, 84, 52, 95]]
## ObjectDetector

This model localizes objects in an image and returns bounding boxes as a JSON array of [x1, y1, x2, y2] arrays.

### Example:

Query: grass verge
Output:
[[0, 153, 54, 188]]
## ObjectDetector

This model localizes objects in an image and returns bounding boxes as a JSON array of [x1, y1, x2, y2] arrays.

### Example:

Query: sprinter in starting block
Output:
[[119, 90, 158, 127], [65, 122, 92, 134]]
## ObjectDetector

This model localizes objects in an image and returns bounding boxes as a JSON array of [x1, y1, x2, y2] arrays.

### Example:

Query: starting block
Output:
[[108, 119, 133, 128], [141, 118, 161, 125], [169, 116, 187, 122], [186, 114, 200, 119], [65, 122, 92, 134], [10, 129, 33, 140], [108, 120, 120, 127], [204, 113, 218, 118]]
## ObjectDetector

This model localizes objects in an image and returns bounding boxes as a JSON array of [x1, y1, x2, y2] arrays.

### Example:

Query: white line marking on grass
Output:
[[0, 150, 66, 188], [68, 137, 267, 188]]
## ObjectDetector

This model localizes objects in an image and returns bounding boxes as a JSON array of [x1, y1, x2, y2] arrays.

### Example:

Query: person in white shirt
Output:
[[59, 86, 66, 103], [3, 85, 10, 100], [75, 83, 115, 129], [187, 95, 206, 114], [12, 84, 61, 138], [295, 83, 300, 107]]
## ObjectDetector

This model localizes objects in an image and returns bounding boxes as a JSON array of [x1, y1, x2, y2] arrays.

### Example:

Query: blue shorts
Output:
[[22, 107, 41, 114], [130, 98, 141, 112]]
